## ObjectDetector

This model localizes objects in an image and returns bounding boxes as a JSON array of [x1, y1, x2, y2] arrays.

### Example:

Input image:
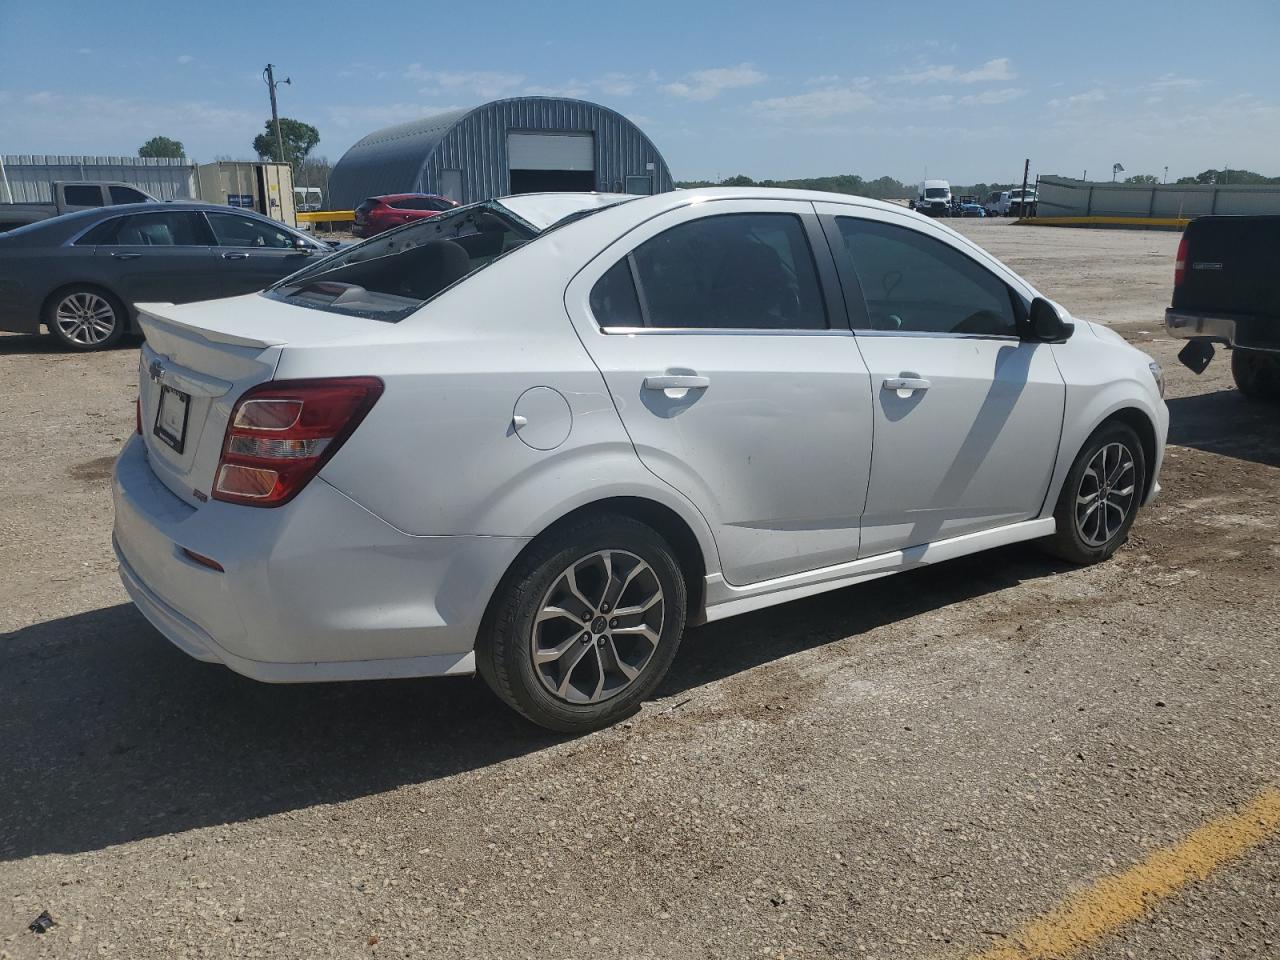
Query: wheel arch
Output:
[[485, 496, 711, 630]]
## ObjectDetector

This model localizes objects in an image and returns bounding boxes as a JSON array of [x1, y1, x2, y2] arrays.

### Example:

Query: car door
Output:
[[204, 211, 318, 294], [564, 199, 874, 586], [814, 202, 1065, 557], [91, 211, 220, 303]]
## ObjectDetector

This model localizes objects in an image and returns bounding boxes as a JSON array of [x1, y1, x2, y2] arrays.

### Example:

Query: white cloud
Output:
[[327, 102, 465, 129], [892, 57, 1015, 85], [177, 54, 194, 64], [662, 63, 766, 101], [751, 85, 875, 119], [77, 47, 92, 55], [404, 66, 524, 98], [1048, 88, 1107, 109], [523, 82, 590, 98], [596, 72, 637, 97], [1143, 74, 1203, 93], [961, 87, 1025, 106]]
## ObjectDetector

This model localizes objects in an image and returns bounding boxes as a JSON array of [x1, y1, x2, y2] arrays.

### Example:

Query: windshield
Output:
[[924, 188, 948, 198], [266, 200, 539, 322]]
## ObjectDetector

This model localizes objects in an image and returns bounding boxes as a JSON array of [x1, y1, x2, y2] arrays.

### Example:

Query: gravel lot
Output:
[[2, 221, 1278, 959]]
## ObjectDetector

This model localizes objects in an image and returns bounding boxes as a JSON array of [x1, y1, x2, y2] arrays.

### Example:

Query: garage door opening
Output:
[[507, 131, 595, 196], [509, 169, 596, 193]]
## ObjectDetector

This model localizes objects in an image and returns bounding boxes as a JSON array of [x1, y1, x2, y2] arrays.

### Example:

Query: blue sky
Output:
[[2, 0, 1277, 184]]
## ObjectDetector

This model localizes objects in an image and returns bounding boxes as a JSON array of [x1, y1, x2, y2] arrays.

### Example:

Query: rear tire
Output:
[[44, 286, 127, 351], [1231, 348, 1280, 402], [1042, 420, 1146, 565], [476, 514, 687, 733]]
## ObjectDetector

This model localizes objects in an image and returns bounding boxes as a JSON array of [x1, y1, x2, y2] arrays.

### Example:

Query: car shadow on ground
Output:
[[0, 332, 142, 356], [0, 544, 1068, 862], [1166, 389, 1280, 468]]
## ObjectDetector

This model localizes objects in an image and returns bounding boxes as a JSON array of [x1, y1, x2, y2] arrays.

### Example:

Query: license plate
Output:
[[154, 385, 190, 454]]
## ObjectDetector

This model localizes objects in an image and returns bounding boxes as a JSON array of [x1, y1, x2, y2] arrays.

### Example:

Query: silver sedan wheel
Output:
[[1075, 441, 1136, 547], [531, 549, 664, 705], [54, 292, 117, 346]]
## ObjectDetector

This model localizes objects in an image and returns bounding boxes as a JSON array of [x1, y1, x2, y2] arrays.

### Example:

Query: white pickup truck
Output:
[[985, 188, 1038, 217]]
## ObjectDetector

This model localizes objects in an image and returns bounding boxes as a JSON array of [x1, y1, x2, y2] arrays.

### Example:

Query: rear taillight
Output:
[[212, 377, 383, 507], [1174, 232, 1188, 288]]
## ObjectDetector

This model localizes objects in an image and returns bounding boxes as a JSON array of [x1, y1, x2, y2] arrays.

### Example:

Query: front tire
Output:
[[1043, 421, 1146, 565], [1231, 348, 1280, 402], [476, 514, 687, 733], [45, 286, 126, 351]]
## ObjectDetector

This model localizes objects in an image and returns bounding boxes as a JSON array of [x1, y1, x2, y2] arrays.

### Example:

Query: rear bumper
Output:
[[111, 434, 528, 682], [1166, 308, 1280, 353]]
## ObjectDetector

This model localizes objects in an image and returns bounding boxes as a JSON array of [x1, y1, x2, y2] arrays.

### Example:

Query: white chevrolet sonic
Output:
[[112, 188, 1168, 731]]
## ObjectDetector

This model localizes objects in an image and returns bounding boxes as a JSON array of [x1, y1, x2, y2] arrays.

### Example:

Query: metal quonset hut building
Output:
[[326, 97, 673, 210]]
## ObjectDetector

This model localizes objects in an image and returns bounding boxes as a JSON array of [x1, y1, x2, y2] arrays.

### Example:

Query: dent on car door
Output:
[[91, 211, 219, 304], [815, 205, 1066, 557], [564, 200, 875, 586], [205, 212, 315, 294]]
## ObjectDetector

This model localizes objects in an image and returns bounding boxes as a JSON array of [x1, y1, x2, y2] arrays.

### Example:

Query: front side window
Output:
[[602, 212, 826, 331], [207, 212, 296, 249], [63, 185, 103, 207], [834, 217, 1016, 337], [103, 212, 211, 246]]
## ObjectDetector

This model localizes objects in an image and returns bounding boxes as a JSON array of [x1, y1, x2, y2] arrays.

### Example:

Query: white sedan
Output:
[[112, 188, 1168, 731]]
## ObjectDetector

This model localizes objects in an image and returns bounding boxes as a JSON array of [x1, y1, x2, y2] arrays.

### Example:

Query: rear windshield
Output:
[[925, 188, 948, 198], [265, 201, 540, 322]]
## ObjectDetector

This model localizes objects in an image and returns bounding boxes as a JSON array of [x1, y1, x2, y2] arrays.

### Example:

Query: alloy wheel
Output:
[[1075, 441, 1136, 547], [54, 292, 117, 346], [531, 549, 664, 705]]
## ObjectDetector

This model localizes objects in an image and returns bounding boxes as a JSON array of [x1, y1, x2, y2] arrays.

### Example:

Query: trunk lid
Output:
[[135, 294, 380, 507], [1173, 216, 1280, 318]]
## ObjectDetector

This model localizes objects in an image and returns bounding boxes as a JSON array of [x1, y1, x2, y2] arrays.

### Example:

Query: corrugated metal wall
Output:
[[326, 98, 673, 209], [1037, 175, 1280, 218], [0, 155, 197, 202]]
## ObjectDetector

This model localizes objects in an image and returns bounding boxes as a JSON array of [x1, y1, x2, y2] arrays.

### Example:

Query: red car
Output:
[[352, 194, 459, 238]]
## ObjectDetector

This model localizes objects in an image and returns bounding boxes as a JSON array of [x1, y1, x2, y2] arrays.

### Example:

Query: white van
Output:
[[916, 179, 952, 217]]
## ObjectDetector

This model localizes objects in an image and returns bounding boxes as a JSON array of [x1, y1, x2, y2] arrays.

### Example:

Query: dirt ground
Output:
[[2, 222, 1278, 959]]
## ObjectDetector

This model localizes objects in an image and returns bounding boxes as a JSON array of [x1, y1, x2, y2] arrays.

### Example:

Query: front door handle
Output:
[[883, 376, 931, 393], [643, 374, 711, 391], [222, 252, 250, 260], [111, 252, 142, 260]]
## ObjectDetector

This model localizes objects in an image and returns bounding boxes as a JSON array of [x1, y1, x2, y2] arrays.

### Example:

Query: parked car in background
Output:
[[112, 187, 1167, 732], [1167, 215, 1280, 401], [983, 191, 1004, 216], [0, 180, 157, 233], [352, 193, 459, 237], [916, 179, 952, 217], [1007, 188, 1038, 217], [957, 198, 986, 218], [0, 202, 334, 350]]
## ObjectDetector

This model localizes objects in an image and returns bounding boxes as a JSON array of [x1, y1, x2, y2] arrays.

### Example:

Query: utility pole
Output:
[[263, 64, 291, 164], [1019, 158, 1030, 217], [1164, 166, 1168, 184]]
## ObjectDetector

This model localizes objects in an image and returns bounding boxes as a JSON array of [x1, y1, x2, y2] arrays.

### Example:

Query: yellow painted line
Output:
[[966, 787, 1280, 960], [297, 209, 354, 223], [1018, 215, 1190, 228]]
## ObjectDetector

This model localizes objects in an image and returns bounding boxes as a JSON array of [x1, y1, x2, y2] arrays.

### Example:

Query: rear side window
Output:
[[63, 185, 104, 207], [109, 186, 148, 205], [103, 212, 212, 246], [617, 213, 827, 330], [589, 260, 643, 328], [393, 197, 450, 211], [834, 217, 1016, 337]]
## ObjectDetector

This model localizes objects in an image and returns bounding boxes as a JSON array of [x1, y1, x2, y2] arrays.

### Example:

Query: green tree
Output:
[[719, 174, 756, 187], [252, 118, 320, 165], [138, 136, 185, 158], [1177, 168, 1280, 186], [1124, 174, 1160, 184]]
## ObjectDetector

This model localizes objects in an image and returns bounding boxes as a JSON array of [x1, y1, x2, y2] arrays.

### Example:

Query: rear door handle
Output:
[[111, 252, 142, 260], [222, 252, 250, 260], [643, 375, 711, 391], [883, 376, 931, 393]]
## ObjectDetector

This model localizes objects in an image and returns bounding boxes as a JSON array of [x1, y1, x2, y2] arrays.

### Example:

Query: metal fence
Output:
[[1037, 175, 1280, 219], [0, 155, 197, 203]]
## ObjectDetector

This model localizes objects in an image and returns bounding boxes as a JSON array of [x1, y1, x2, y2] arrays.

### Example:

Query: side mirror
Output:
[[1027, 297, 1074, 343], [293, 236, 313, 253]]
